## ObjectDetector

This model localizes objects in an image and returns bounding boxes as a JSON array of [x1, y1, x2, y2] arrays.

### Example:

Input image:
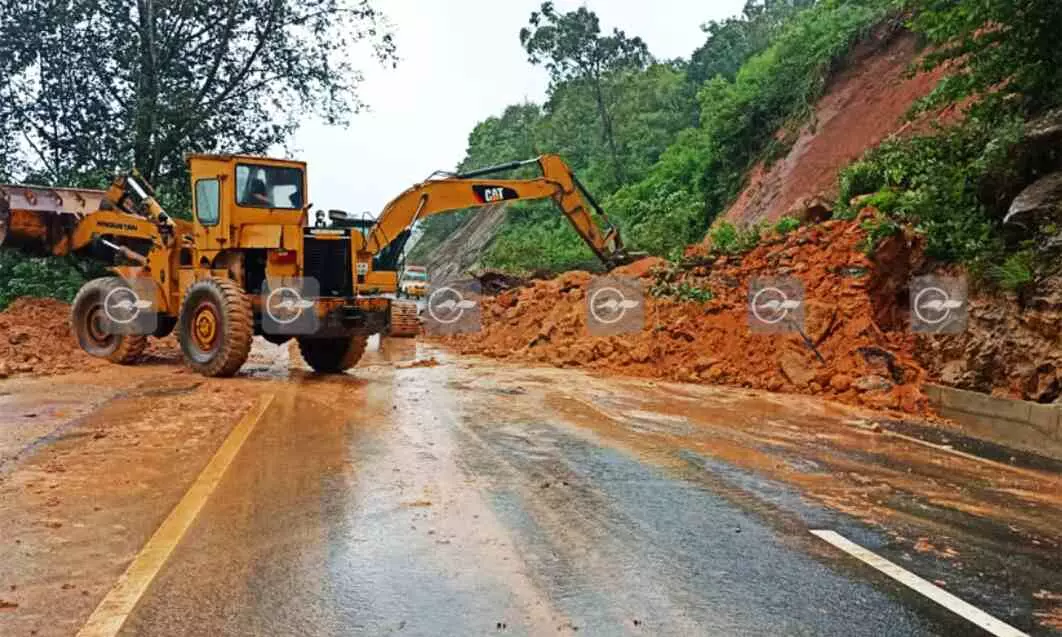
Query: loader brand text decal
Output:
[[97, 221, 140, 232], [473, 185, 519, 204]]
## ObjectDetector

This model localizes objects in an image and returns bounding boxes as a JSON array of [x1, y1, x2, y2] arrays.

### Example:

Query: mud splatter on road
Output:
[[1, 340, 1059, 634]]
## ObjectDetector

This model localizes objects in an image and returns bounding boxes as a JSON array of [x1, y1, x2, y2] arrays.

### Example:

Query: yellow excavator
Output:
[[326, 153, 639, 335], [0, 153, 634, 372]]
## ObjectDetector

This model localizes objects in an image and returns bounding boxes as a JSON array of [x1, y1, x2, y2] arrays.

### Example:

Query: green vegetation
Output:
[[837, 121, 1018, 262], [858, 213, 902, 254], [0, 252, 105, 310], [834, 0, 1062, 284], [4, 0, 1062, 304], [990, 251, 1036, 293], [0, 0, 397, 309], [651, 280, 715, 304], [709, 221, 764, 255], [418, 0, 1062, 289], [649, 262, 713, 303], [774, 216, 801, 236], [416, 0, 893, 273]]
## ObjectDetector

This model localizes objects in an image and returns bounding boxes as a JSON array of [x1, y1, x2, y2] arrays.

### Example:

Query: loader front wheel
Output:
[[71, 278, 148, 364], [178, 278, 253, 377], [297, 333, 368, 373]]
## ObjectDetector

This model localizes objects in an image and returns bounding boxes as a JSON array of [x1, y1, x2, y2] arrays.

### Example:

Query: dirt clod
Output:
[[439, 216, 928, 414], [0, 297, 178, 377]]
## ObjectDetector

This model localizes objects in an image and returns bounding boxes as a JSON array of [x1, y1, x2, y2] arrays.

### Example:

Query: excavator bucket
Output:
[[0, 184, 104, 254]]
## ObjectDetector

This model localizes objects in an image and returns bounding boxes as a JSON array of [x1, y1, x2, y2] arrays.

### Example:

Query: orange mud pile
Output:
[[0, 297, 177, 377], [441, 216, 928, 414]]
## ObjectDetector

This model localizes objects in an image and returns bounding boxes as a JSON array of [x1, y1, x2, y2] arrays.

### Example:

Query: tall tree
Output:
[[687, 0, 812, 87], [0, 0, 396, 189], [520, 2, 650, 188]]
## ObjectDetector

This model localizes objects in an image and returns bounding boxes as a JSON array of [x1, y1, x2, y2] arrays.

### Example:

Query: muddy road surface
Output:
[[0, 338, 1060, 636]]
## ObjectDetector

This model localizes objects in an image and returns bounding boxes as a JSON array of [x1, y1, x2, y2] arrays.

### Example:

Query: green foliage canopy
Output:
[[0, 0, 396, 194]]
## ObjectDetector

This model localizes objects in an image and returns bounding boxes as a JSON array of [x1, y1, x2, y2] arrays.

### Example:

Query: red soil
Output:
[[0, 297, 177, 377], [722, 29, 950, 226], [441, 215, 928, 415]]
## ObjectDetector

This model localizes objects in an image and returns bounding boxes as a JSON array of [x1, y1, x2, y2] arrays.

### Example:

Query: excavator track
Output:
[[388, 300, 420, 338]]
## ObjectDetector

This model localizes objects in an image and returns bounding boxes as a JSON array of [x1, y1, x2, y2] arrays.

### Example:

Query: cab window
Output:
[[195, 179, 220, 225], [235, 164, 305, 209]]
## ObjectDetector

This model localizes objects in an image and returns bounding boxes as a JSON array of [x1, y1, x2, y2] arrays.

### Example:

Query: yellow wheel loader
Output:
[[0, 154, 393, 376]]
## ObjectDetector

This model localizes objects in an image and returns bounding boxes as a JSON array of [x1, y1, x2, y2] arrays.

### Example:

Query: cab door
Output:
[[189, 157, 232, 259]]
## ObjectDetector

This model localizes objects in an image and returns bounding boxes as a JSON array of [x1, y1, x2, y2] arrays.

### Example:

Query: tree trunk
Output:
[[134, 0, 159, 181], [591, 78, 625, 188]]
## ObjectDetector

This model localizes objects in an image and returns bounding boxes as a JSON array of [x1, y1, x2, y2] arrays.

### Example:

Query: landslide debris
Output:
[[0, 297, 177, 377], [440, 215, 927, 414], [917, 276, 1062, 403]]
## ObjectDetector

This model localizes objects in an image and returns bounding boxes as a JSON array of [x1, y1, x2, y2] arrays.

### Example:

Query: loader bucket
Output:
[[0, 184, 105, 255]]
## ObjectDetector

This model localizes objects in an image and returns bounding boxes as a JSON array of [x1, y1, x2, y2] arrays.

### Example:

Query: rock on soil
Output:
[[916, 276, 1062, 403], [0, 297, 178, 377], [438, 216, 928, 414]]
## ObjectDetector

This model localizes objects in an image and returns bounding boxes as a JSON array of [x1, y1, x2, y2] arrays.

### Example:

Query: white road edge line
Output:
[[810, 530, 1029, 637], [77, 392, 276, 637]]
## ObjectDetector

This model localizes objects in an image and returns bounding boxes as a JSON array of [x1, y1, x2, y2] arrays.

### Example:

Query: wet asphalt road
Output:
[[105, 344, 1056, 637]]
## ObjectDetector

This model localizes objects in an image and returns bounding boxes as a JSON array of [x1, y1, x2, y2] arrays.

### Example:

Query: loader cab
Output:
[[187, 153, 307, 273]]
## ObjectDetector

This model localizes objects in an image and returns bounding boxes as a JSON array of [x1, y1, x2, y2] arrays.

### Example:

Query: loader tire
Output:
[[178, 277, 253, 377], [71, 278, 148, 365], [297, 333, 368, 373], [388, 300, 420, 338]]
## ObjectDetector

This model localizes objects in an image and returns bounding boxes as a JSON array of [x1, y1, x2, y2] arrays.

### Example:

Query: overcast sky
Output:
[[291, 0, 746, 216]]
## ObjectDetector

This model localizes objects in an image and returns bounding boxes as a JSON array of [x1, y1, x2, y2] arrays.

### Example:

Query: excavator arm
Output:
[[363, 154, 638, 269]]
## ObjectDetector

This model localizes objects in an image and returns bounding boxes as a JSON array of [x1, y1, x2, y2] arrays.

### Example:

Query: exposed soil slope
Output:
[[418, 204, 508, 284], [722, 29, 949, 226], [440, 215, 928, 415]]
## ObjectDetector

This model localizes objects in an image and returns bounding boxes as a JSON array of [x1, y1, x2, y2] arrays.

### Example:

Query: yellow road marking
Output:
[[77, 392, 276, 637]]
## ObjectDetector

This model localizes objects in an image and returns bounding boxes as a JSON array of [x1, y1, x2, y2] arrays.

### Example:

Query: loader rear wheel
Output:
[[71, 278, 148, 364], [178, 278, 253, 377], [297, 333, 368, 373], [388, 300, 420, 338]]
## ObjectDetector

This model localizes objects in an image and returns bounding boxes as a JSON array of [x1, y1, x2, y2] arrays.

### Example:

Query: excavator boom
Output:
[[363, 154, 638, 269]]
